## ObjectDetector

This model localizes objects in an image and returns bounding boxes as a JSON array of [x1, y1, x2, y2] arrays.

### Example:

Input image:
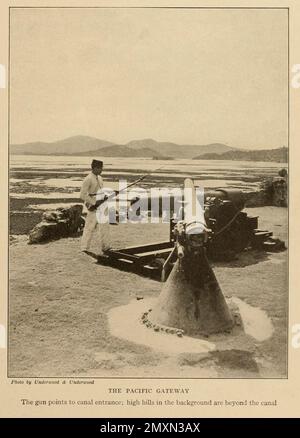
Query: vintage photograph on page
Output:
[[7, 5, 288, 382]]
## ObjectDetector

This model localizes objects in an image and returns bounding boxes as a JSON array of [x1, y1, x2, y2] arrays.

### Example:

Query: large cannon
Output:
[[99, 179, 284, 281]]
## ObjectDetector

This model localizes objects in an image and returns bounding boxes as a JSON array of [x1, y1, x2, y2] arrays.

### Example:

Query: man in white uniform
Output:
[[80, 159, 110, 255]]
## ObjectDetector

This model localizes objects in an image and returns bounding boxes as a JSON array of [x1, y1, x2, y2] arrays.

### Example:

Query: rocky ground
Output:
[[8, 207, 288, 378]]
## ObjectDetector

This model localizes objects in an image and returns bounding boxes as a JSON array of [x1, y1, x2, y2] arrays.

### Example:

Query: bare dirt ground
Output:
[[9, 207, 288, 378]]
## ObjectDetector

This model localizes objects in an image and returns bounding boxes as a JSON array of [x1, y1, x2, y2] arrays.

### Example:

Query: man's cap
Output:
[[91, 159, 103, 168]]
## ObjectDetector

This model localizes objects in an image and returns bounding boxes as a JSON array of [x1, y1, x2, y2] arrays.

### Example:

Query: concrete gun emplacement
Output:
[[99, 178, 285, 336]]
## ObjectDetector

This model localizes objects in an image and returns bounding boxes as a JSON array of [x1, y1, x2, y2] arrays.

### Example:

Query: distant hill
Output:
[[194, 147, 288, 163], [75, 145, 161, 158], [11, 135, 286, 161], [10, 136, 236, 158], [10, 135, 114, 155], [126, 139, 236, 158]]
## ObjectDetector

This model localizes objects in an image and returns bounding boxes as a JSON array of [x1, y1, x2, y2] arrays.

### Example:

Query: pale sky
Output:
[[10, 8, 288, 149]]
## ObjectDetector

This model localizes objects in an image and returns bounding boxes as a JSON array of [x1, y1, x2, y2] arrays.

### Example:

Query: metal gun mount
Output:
[[98, 179, 285, 282]]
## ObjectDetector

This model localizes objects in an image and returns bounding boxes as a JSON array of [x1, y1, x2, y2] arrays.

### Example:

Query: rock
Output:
[[245, 190, 270, 207], [245, 170, 288, 208], [42, 211, 60, 222], [28, 204, 84, 244], [272, 177, 288, 207]]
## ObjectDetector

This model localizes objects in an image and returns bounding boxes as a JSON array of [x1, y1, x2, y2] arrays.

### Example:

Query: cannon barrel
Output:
[[130, 185, 245, 219], [183, 178, 209, 235], [148, 178, 234, 336], [203, 187, 245, 210]]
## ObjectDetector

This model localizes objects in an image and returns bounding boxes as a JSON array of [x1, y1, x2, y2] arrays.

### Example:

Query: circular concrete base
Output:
[[108, 298, 216, 355], [108, 296, 274, 355]]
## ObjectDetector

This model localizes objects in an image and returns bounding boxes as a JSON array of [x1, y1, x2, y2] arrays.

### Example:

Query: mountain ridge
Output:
[[11, 136, 114, 155], [72, 145, 161, 158], [10, 135, 237, 158], [194, 147, 288, 163], [10, 135, 286, 161]]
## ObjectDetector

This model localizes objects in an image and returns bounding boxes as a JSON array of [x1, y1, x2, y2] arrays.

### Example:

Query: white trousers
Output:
[[81, 210, 110, 255]]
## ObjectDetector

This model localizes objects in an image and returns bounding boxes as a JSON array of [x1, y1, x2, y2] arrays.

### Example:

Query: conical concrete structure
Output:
[[149, 250, 233, 336], [149, 178, 234, 336]]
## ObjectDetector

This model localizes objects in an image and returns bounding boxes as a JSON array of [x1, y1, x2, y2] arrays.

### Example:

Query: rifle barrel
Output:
[[87, 165, 165, 197]]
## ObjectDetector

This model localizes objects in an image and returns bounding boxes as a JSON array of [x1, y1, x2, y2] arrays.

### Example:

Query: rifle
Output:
[[87, 165, 166, 211]]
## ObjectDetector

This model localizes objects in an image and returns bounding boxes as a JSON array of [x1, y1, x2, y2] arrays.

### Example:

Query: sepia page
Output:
[[0, 0, 299, 419]]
